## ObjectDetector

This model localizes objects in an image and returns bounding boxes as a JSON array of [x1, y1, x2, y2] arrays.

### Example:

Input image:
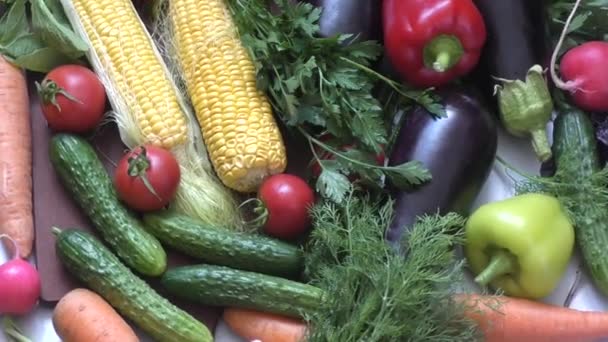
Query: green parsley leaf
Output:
[[316, 166, 352, 204], [385, 161, 433, 188]]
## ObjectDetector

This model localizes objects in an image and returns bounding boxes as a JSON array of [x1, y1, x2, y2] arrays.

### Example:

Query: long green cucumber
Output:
[[552, 108, 608, 295], [161, 264, 325, 318], [53, 228, 212, 342], [143, 211, 304, 276], [49, 133, 166, 276]]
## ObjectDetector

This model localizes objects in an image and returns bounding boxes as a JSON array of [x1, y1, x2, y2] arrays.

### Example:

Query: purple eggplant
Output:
[[302, 0, 382, 42], [386, 87, 498, 245]]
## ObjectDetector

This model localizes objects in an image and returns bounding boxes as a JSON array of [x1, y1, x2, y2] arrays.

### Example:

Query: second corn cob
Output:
[[168, 0, 287, 193]]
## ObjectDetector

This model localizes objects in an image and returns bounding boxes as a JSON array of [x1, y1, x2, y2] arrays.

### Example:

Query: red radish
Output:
[[243, 174, 315, 240], [559, 41, 608, 112], [0, 234, 41, 315], [549, 0, 608, 112]]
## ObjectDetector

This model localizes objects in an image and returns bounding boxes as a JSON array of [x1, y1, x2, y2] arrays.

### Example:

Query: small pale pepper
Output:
[[465, 193, 575, 300], [382, 0, 487, 87]]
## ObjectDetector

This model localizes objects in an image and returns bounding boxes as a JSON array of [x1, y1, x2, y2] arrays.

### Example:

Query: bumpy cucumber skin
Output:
[[143, 212, 304, 276], [161, 264, 324, 318], [55, 229, 212, 342], [553, 109, 608, 295], [49, 134, 166, 276]]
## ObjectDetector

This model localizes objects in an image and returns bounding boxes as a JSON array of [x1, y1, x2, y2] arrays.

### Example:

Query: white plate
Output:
[[2, 127, 608, 342]]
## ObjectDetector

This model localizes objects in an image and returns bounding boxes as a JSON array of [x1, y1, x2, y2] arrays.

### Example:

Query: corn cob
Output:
[[59, 0, 240, 228], [168, 0, 287, 193]]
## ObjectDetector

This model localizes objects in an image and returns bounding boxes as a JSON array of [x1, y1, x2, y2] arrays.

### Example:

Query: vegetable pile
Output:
[[3, 0, 608, 341]]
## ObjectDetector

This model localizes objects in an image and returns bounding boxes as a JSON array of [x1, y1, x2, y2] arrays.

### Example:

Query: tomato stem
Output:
[[35, 79, 83, 112], [127, 147, 163, 202], [238, 198, 269, 231], [0, 234, 20, 261]]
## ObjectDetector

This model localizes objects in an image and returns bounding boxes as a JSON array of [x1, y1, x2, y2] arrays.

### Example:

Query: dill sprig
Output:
[[302, 193, 482, 341]]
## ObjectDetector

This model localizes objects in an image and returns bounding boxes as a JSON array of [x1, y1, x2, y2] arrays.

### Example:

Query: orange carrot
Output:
[[223, 307, 307, 342], [457, 293, 608, 342], [52, 288, 139, 342], [0, 56, 33, 258]]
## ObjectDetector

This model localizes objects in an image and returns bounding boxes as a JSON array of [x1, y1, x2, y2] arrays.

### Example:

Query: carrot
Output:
[[457, 293, 608, 342], [52, 288, 139, 342], [0, 55, 33, 258], [223, 307, 307, 342]]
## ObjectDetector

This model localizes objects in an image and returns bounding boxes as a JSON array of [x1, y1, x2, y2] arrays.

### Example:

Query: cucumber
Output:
[[143, 211, 304, 276], [552, 108, 608, 295], [53, 228, 212, 342], [49, 134, 166, 276], [161, 264, 325, 318]]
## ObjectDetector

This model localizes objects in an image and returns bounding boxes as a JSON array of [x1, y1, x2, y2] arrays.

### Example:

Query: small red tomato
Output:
[[257, 174, 315, 240], [114, 145, 181, 212], [37, 64, 106, 133]]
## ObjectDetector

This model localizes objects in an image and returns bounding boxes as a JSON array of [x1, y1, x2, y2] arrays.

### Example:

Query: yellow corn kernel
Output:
[[70, 0, 188, 149], [170, 0, 287, 193]]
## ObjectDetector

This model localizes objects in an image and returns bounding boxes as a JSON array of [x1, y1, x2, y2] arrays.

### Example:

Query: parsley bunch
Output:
[[225, 0, 443, 203]]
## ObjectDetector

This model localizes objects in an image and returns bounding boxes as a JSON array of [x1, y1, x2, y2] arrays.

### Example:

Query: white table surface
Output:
[[2, 127, 608, 342]]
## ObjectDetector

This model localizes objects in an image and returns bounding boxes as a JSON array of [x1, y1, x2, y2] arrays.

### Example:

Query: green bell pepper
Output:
[[465, 193, 575, 299]]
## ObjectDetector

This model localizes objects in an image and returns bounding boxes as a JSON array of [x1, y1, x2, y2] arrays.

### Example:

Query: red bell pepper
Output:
[[382, 0, 487, 88]]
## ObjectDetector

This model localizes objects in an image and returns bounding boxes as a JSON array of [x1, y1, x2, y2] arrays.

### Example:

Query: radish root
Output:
[[0, 234, 19, 260], [549, 0, 585, 92]]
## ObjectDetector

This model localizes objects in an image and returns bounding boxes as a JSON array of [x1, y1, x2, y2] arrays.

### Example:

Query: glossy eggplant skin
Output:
[[470, 0, 551, 103], [386, 87, 498, 245], [303, 0, 382, 42]]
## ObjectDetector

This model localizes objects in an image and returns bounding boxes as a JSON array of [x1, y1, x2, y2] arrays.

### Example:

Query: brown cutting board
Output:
[[29, 73, 220, 330]]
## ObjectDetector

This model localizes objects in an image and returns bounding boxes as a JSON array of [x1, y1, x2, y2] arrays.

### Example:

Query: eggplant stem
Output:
[[474, 250, 517, 286], [0, 234, 20, 260], [530, 128, 552, 163], [549, 0, 583, 91]]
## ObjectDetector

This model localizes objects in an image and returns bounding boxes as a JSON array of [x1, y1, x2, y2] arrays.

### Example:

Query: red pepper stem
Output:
[[423, 35, 464, 73], [474, 250, 517, 286]]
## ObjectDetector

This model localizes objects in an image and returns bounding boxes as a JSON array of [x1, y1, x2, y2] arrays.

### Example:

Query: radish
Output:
[[549, 0, 608, 112], [0, 234, 41, 315]]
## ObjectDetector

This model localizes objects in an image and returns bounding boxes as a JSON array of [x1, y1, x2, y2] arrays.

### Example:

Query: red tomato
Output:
[[38, 64, 106, 133], [257, 174, 315, 240], [114, 145, 181, 212]]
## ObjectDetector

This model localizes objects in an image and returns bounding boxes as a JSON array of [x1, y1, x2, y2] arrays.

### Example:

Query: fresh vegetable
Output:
[[224, 0, 442, 203], [253, 174, 315, 240], [2, 316, 32, 342], [0, 0, 87, 73], [511, 104, 608, 296], [304, 195, 482, 341], [53, 227, 213, 342], [385, 87, 497, 247], [383, 0, 487, 87], [161, 264, 324, 318], [49, 133, 167, 276], [0, 56, 33, 258], [223, 308, 307, 342], [0, 235, 41, 315], [309, 136, 386, 179], [161, 0, 287, 193], [59, 0, 240, 229], [143, 211, 304, 277], [458, 293, 608, 342], [555, 41, 608, 113], [37, 64, 106, 133], [114, 145, 181, 212], [472, 0, 553, 162], [464, 193, 575, 299], [52, 288, 139, 342], [302, 0, 382, 42]]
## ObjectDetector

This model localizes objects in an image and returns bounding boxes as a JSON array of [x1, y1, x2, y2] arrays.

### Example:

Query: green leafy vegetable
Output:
[[549, 0, 608, 55], [224, 0, 439, 203], [0, 0, 86, 72], [302, 193, 482, 341]]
